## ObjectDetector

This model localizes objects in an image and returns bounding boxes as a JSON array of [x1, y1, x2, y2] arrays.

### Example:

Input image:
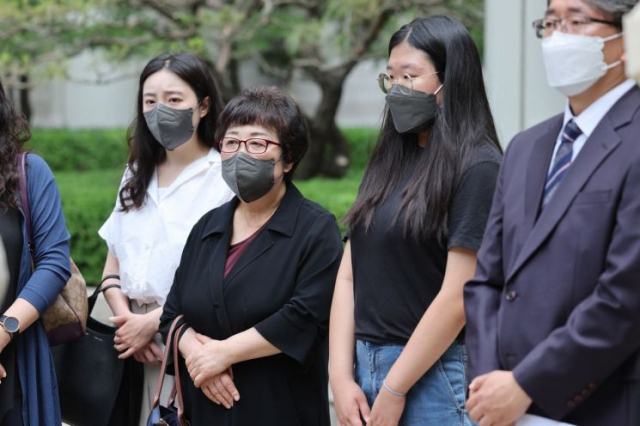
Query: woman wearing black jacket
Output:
[[160, 86, 342, 426]]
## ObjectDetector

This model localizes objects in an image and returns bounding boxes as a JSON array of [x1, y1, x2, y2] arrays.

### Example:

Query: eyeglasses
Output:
[[532, 14, 621, 38], [377, 72, 439, 95], [219, 137, 281, 154]]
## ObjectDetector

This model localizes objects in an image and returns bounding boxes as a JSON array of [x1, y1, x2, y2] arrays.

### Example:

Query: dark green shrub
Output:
[[342, 127, 378, 170], [56, 168, 124, 285], [28, 128, 129, 172]]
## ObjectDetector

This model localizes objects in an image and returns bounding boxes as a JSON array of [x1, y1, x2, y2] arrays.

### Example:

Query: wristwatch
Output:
[[0, 315, 20, 340]]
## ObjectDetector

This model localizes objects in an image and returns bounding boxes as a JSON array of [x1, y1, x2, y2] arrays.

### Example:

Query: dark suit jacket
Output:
[[464, 85, 640, 424], [160, 184, 342, 426]]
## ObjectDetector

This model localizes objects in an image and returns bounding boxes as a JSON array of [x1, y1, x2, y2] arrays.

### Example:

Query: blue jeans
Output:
[[355, 340, 474, 426]]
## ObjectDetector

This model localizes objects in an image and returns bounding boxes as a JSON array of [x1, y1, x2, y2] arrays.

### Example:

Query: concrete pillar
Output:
[[484, 0, 565, 146]]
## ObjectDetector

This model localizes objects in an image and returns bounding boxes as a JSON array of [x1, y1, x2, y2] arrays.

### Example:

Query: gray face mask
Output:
[[385, 84, 443, 134], [222, 152, 281, 203], [143, 103, 196, 150]]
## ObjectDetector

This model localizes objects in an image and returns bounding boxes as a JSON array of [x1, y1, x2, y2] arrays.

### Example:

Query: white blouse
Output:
[[99, 149, 234, 306]]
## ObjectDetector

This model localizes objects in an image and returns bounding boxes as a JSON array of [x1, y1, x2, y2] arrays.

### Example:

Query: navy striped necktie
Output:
[[542, 119, 582, 208]]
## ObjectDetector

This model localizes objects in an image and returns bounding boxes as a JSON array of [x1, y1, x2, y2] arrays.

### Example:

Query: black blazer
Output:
[[465, 85, 640, 424], [160, 184, 342, 426]]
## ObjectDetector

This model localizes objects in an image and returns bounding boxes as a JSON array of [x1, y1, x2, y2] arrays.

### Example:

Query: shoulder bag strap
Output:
[[173, 323, 188, 422], [150, 314, 184, 410], [86, 284, 122, 315], [15, 152, 35, 262]]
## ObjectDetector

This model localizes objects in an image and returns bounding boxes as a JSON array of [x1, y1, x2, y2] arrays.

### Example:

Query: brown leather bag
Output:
[[147, 315, 190, 426], [17, 152, 88, 346]]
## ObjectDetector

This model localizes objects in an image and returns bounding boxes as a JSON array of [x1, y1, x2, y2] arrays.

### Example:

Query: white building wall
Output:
[[484, 0, 565, 145], [29, 52, 386, 130], [30, 51, 141, 128]]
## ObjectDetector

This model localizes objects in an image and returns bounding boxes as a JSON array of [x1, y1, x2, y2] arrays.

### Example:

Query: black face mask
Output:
[[221, 152, 282, 203], [143, 103, 196, 151], [385, 84, 442, 134]]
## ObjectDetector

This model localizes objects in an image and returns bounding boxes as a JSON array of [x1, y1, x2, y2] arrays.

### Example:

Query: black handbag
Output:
[[147, 315, 190, 426], [52, 283, 143, 426]]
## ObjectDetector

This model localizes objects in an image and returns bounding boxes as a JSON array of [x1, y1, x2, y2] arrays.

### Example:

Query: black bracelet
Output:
[[101, 284, 122, 293], [100, 274, 121, 286]]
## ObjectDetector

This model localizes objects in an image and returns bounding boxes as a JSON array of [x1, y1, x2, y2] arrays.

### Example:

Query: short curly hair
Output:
[[214, 86, 309, 182]]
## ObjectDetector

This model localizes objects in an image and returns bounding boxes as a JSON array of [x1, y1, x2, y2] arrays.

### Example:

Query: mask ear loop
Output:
[[190, 100, 205, 133], [434, 84, 444, 95], [272, 157, 288, 183], [602, 32, 623, 43], [602, 32, 624, 70]]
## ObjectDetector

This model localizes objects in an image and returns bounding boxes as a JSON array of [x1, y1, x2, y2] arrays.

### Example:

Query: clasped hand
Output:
[[111, 311, 162, 364], [186, 333, 233, 388], [466, 370, 532, 426], [184, 333, 239, 408]]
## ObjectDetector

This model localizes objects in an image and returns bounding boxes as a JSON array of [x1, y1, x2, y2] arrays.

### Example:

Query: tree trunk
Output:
[[205, 59, 236, 103], [296, 69, 351, 180], [19, 74, 31, 123]]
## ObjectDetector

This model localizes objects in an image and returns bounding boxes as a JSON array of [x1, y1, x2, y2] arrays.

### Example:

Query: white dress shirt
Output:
[[99, 149, 234, 306], [549, 79, 638, 172]]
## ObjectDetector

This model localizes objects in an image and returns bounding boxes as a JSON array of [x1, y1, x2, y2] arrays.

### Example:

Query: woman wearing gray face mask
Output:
[[158, 86, 343, 426], [98, 53, 234, 425], [330, 16, 503, 426]]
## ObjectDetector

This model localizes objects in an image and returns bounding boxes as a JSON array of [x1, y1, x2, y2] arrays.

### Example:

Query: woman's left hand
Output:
[[111, 311, 159, 358], [185, 333, 232, 388], [366, 387, 406, 426], [201, 368, 240, 409]]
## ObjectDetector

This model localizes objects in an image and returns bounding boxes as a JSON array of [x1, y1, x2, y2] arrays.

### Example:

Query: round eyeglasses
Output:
[[377, 71, 439, 95], [219, 137, 281, 154], [532, 14, 621, 39]]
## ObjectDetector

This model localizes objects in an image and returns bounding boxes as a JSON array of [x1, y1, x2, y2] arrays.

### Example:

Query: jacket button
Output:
[[574, 395, 584, 404], [213, 303, 220, 308], [506, 290, 518, 301], [566, 401, 576, 409], [588, 382, 597, 390], [581, 389, 590, 397]]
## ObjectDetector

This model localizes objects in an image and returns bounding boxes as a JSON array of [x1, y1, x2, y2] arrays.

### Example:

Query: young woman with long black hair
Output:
[[329, 16, 502, 426], [98, 52, 233, 425]]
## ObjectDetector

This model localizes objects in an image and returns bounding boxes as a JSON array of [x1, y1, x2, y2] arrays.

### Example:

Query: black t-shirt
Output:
[[350, 144, 501, 344]]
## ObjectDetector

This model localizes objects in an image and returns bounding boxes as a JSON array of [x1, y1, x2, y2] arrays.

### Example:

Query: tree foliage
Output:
[[1, 0, 485, 178]]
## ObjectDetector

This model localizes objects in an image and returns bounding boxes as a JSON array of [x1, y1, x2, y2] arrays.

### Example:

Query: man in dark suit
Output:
[[464, 0, 640, 425]]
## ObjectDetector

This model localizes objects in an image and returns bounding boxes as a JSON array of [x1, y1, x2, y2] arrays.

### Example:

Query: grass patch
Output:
[[296, 168, 362, 230]]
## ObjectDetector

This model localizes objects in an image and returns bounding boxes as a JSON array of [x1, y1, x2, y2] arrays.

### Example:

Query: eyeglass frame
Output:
[[376, 71, 440, 95], [219, 137, 282, 154], [531, 14, 621, 39]]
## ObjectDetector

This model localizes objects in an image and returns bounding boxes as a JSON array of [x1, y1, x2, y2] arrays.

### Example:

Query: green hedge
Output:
[[28, 128, 129, 171], [56, 168, 124, 285], [44, 127, 376, 284], [28, 127, 377, 173]]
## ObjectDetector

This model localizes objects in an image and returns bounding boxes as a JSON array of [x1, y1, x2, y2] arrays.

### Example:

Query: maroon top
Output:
[[224, 226, 265, 279]]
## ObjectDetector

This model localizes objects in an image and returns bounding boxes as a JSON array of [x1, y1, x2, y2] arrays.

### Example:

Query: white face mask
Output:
[[542, 31, 623, 97]]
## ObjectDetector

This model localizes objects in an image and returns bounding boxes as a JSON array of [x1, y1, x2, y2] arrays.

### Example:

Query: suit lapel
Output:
[[507, 117, 622, 282], [523, 118, 562, 233]]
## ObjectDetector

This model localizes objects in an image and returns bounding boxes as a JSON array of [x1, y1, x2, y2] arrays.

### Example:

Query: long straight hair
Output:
[[119, 53, 224, 211], [345, 16, 501, 242], [0, 79, 30, 210]]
